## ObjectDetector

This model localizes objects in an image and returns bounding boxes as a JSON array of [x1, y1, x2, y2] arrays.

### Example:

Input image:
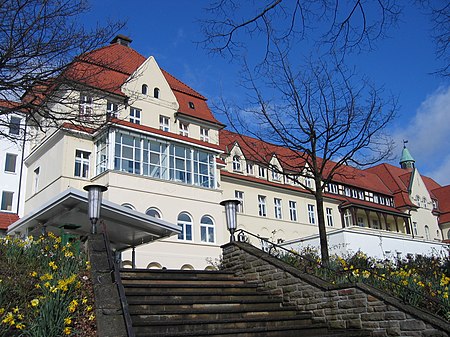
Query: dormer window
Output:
[[179, 121, 189, 137], [232, 155, 241, 172], [154, 87, 160, 99], [142, 84, 148, 95], [79, 94, 93, 121], [188, 102, 195, 109], [200, 127, 209, 142]]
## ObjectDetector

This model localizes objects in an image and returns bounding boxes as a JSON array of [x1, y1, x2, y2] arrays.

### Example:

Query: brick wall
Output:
[[222, 242, 450, 337]]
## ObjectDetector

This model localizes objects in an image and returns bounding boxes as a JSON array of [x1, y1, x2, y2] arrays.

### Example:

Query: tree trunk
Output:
[[315, 187, 330, 265]]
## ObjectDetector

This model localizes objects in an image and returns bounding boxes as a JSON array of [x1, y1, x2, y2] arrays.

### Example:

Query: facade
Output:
[[13, 36, 450, 268], [0, 101, 28, 220]]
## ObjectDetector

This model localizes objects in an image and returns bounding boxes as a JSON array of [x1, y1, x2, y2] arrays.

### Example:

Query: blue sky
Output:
[[85, 1, 449, 185]]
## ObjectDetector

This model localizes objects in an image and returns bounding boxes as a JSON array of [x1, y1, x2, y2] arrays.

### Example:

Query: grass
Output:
[[0, 233, 96, 337]]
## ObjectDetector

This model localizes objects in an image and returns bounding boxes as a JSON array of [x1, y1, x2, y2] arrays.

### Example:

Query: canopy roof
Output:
[[7, 188, 180, 251]]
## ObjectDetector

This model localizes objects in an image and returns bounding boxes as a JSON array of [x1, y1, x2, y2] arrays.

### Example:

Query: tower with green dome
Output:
[[399, 140, 415, 170]]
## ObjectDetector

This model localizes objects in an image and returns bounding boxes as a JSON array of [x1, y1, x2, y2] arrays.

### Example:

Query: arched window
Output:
[[121, 203, 135, 210], [425, 225, 430, 240], [121, 260, 133, 269], [141, 84, 148, 95], [200, 215, 215, 243], [154, 87, 160, 98], [146, 208, 161, 219], [177, 212, 193, 241], [232, 155, 241, 172], [147, 262, 162, 269], [181, 264, 194, 270]]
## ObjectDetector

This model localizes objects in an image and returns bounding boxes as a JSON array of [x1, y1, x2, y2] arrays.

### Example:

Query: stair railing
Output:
[[100, 221, 136, 337], [235, 228, 450, 321]]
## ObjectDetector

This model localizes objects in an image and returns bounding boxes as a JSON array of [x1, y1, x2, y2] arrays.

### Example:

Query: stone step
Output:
[[121, 277, 246, 286], [124, 292, 272, 303], [120, 269, 237, 281], [130, 307, 303, 322], [132, 315, 317, 336], [126, 296, 282, 306], [122, 283, 260, 295]]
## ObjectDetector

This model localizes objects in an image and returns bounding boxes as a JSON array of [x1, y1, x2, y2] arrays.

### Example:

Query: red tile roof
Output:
[[432, 186, 450, 225], [0, 212, 19, 230]]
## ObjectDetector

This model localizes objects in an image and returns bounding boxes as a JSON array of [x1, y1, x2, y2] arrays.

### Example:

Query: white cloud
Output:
[[393, 85, 450, 185]]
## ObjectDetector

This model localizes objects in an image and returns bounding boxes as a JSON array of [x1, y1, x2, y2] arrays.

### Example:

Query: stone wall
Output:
[[222, 242, 450, 337]]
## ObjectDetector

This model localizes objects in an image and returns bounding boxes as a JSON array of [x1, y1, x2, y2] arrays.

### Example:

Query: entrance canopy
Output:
[[7, 188, 180, 251]]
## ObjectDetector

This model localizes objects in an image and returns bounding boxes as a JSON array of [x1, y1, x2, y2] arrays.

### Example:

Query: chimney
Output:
[[110, 35, 132, 47]]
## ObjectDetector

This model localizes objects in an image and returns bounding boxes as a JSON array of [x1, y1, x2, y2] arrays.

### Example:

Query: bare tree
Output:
[[200, 0, 401, 62], [0, 0, 125, 141], [218, 56, 397, 264]]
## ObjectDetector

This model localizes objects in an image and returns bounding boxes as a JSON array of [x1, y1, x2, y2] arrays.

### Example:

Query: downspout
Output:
[[16, 116, 28, 215]]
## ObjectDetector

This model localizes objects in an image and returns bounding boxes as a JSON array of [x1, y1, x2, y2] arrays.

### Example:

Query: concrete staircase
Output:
[[120, 269, 369, 337]]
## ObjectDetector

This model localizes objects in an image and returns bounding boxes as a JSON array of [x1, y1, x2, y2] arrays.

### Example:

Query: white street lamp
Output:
[[220, 199, 241, 242], [83, 184, 108, 234]]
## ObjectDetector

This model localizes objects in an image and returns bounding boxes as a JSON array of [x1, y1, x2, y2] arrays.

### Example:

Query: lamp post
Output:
[[220, 199, 241, 242], [83, 184, 108, 234]]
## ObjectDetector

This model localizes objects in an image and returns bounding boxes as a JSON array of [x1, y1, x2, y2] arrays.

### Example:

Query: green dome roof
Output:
[[399, 145, 415, 168]]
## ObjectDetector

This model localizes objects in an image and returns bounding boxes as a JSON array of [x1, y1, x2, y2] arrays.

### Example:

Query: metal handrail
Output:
[[100, 222, 136, 337], [235, 229, 450, 320]]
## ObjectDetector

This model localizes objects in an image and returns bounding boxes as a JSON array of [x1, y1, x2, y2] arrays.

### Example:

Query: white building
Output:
[[7, 35, 450, 267]]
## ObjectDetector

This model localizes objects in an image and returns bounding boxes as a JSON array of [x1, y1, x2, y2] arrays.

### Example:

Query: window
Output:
[[200, 215, 215, 243], [9, 117, 21, 135], [326, 208, 333, 227], [141, 84, 148, 95], [232, 155, 241, 172], [179, 121, 189, 137], [178, 212, 193, 241], [106, 101, 119, 119], [113, 131, 216, 189], [357, 217, 364, 227], [235, 191, 244, 212], [258, 166, 266, 178], [272, 169, 280, 181], [258, 195, 267, 217], [447, 229, 450, 240], [121, 203, 135, 210], [307, 204, 315, 224], [413, 222, 418, 236], [344, 210, 353, 227], [159, 115, 170, 131], [188, 101, 195, 109], [130, 107, 141, 124], [79, 94, 93, 120], [33, 167, 40, 194], [200, 127, 209, 142], [146, 208, 161, 219], [246, 163, 254, 175], [344, 187, 351, 197], [96, 135, 108, 174], [154, 87, 160, 98], [351, 189, 358, 199], [289, 201, 297, 221], [274, 198, 282, 219], [422, 198, 427, 209], [432, 200, 438, 209], [372, 219, 379, 229], [328, 183, 338, 194], [4, 153, 17, 173], [358, 191, 365, 200], [74, 150, 90, 178], [425, 225, 430, 240], [305, 177, 313, 188], [1, 191, 13, 211]]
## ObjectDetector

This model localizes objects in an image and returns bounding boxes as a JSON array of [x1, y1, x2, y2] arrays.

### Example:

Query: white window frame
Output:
[[307, 204, 315, 224], [258, 166, 266, 178], [425, 225, 430, 240], [74, 150, 90, 178], [146, 208, 162, 219], [272, 169, 281, 181], [274, 198, 282, 219], [258, 195, 267, 217], [344, 210, 353, 227], [326, 208, 333, 227], [159, 115, 170, 131], [179, 121, 189, 137], [177, 212, 193, 241], [328, 183, 338, 194], [107, 101, 119, 119], [413, 222, 418, 236], [246, 163, 254, 175], [235, 190, 244, 213], [1, 191, 13, 211], [79, 94, 93, 120], [232, 155, 242, 172], [289, 200, 297, 221], [130, 107, 141, 124], [4, 153, 17, 173], [33, 167, 40, 194], [200, 127, 209, 142], [200, 215, 215, 243]]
